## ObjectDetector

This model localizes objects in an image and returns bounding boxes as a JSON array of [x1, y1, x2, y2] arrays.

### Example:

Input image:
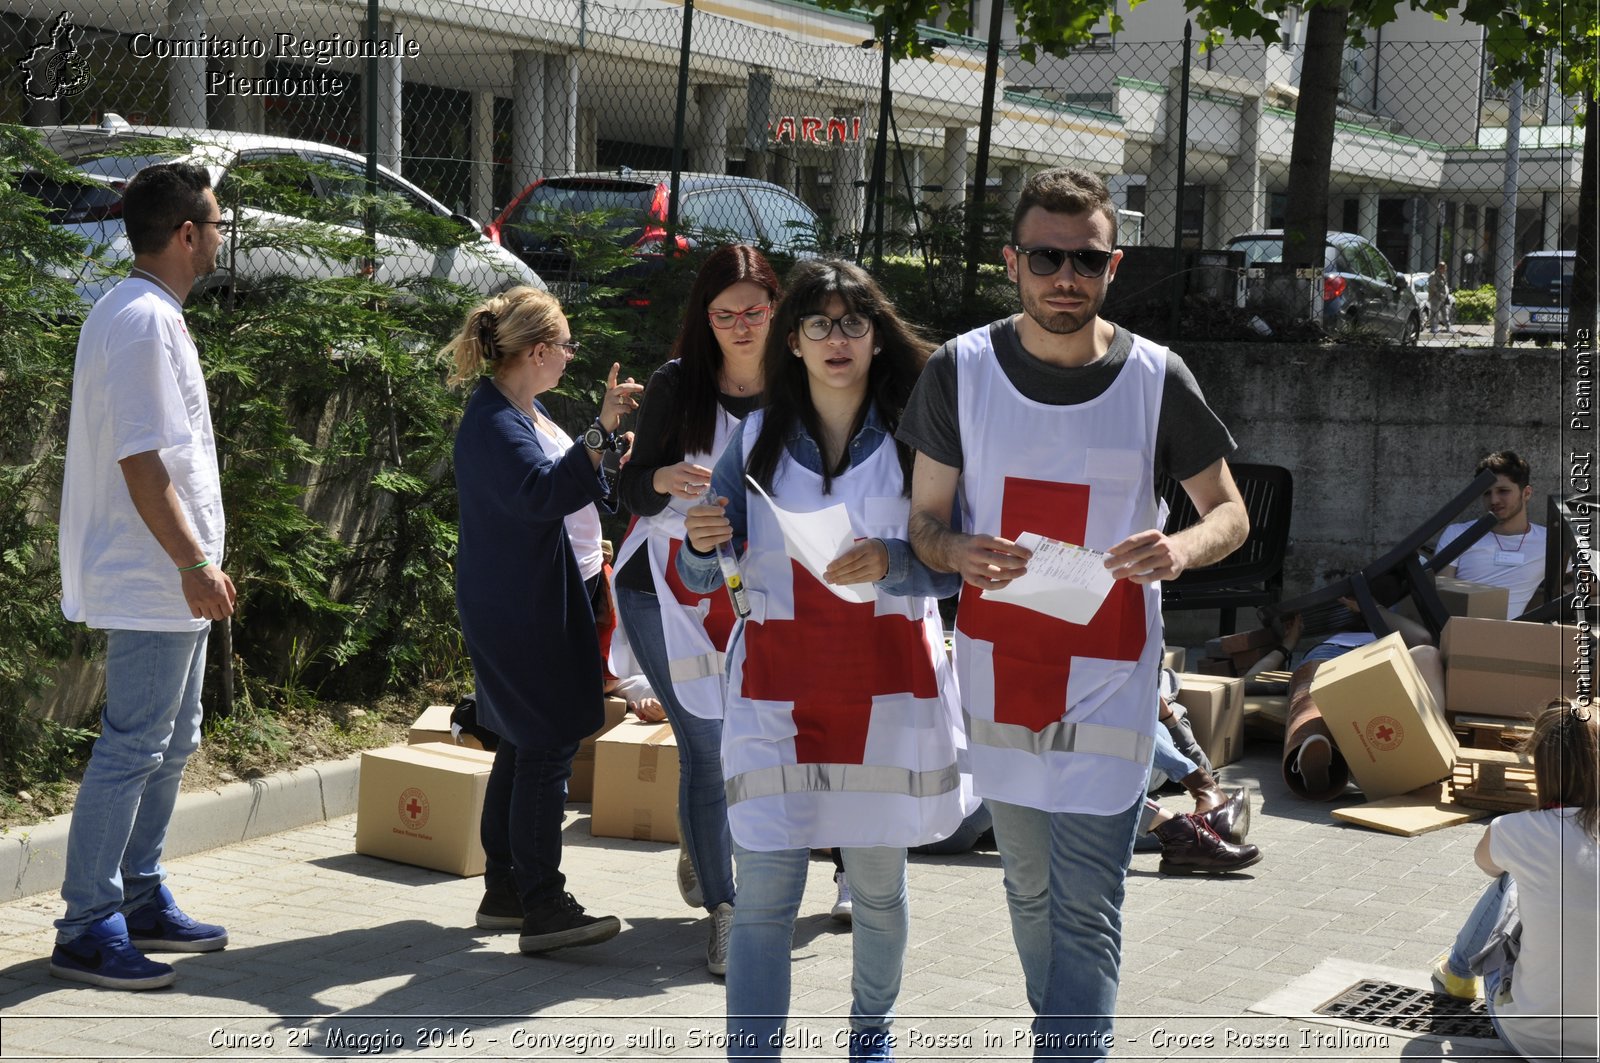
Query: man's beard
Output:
[[1018, 280, 1104, 335]]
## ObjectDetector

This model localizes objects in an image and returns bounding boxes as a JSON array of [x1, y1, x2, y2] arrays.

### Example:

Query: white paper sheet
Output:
[[746, 476, 876, 604], [981, 531, 1115, 623]]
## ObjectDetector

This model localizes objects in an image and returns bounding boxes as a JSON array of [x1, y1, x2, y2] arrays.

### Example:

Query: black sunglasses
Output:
[[1012, 245, 1114, 279], [174, 217, 226, 230]]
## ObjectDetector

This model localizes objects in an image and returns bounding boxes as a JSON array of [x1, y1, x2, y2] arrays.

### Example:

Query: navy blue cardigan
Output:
[[453, 382, 612, 748]]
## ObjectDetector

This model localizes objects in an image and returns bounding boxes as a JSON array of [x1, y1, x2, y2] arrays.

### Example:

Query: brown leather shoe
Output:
[[1199, 786, 1251, 845], [1180, 768, 1226, 814], [1152, 814, 1262, 875]]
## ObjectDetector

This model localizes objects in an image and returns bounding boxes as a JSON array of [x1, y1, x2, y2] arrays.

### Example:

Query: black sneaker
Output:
[[475, 883, 523, 932], [517, 892, 621, 954]]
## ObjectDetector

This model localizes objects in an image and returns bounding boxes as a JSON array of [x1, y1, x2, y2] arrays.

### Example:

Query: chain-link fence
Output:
[[3, 0, 1585, 342]]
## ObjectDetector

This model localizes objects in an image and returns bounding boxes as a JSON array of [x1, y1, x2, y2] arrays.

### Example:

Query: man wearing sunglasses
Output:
[[900, 167, 1248, 1059]]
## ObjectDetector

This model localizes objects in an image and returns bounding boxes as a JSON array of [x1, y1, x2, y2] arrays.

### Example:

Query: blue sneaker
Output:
[[125, 885, 228, 952], [848, 1027, 894, 1062], [50, 913, 176, 990]]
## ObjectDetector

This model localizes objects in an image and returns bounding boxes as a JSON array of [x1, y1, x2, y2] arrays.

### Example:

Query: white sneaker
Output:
[[677, 843, 703, 909], [831, 871, 853, 923], [706, 902, 733, 977]]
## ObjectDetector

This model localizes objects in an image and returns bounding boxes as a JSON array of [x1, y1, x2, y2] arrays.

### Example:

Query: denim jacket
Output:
[[676, 405, 960, 600]]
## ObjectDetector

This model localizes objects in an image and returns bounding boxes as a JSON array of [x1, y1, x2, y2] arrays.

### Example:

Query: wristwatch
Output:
[[581, 420, 617, 453]]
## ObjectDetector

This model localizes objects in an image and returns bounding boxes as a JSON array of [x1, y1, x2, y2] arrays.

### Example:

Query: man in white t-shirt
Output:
[[1436, 450, 1548, 620], [51, 162, 237, 991]]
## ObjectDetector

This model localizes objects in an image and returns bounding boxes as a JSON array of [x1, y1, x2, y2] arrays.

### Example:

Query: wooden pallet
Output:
[[1450, 746, 1537, 812], [1449, 713, 1534, 752]]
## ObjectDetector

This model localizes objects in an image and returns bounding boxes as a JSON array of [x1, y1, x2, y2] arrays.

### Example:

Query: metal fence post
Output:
[[962, 0, 1005, 308], [1168, 19, 1192, 338], [667, 0, 694, 237]]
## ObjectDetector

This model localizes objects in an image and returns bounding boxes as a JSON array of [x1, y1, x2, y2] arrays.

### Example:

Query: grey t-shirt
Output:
[[898, 318, 1235, 484]]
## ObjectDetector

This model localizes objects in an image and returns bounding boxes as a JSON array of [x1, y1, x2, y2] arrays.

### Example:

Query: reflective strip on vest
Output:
[[668, 650, 723, 684], [726, 762, 961, 805], [965, 713, 1154, 766]]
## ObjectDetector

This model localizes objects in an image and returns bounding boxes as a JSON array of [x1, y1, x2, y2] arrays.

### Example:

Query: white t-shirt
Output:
[[59, 279, 224, 631], [532, 417, 603, 582], [1488, 808, 1599, 1061], [1437, 519, 1547, 619]]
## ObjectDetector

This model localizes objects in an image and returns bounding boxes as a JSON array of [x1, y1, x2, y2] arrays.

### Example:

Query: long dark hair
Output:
[[745, 258, 931, 497], [667, 244, 781, 456]]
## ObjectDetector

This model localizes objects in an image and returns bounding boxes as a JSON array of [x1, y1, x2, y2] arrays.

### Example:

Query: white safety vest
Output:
[[953, 328, 1165, 815], [722, 412, 969, 851], [610, 405, 741, 719]]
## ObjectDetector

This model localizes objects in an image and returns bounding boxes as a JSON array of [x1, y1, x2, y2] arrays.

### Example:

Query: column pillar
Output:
[[214, 56, 264, 132], [544, 52, 577, 177], [689, 84, 732, 174], [166, 0, 207, 127], [1000, 163, 1025, 219], [744, 70, 773, 182], [471, 90, 495, 221], [830, 104, 869, 237], [1357, 187, 1379, 242], [368, 19, 403, 173], [932, 126, 968, 209], [1218, 96, 1264, 243], [577, 106, 598, 171], [511, 51, 546, 196]]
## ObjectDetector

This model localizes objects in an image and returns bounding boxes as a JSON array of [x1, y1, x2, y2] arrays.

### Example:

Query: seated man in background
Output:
[[1435, 450, 1547, 620]]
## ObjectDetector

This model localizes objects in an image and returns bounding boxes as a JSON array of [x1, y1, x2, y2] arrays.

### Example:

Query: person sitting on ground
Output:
[[1139, 694, 1258, 875], [1435, 450, 1548, 620], [1433, 699, 1598, 1062]]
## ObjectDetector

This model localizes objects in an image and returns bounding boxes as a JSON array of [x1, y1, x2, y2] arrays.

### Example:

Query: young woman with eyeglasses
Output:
[[677, 259, 971, 1062], [443, 285, 642, 955], [611, 244, 782, 977]]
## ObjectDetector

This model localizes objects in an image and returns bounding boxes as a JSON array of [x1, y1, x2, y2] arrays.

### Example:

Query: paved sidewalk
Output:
[[0, 743, 1507, 1062]]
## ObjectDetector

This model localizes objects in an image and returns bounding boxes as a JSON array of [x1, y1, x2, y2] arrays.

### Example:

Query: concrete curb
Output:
[[0, 752, 363, 904]]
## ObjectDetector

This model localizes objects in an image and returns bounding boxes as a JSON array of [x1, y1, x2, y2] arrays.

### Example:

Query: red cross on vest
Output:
[[663, 537, 737, 651], [958, 476, 1147, 732], [741, 562, 939, 764]]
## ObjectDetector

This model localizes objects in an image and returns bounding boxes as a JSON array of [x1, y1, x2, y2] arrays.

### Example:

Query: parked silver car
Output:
[[26, 114, 543, 306]]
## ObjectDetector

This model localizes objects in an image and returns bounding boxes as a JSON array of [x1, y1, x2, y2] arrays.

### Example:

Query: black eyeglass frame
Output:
[[175, 217, 227, 231], [797, 312, 873, 341], [1011, 245, 1115, 279]]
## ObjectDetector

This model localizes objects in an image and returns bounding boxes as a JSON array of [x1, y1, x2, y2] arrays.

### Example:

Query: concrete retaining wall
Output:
[[1168, 341, 1568, 638]]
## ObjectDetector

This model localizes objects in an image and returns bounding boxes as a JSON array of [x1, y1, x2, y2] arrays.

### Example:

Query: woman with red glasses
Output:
[[612, 244, 781, 977]]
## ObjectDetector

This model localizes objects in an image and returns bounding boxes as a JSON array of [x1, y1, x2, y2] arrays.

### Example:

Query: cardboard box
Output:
[[1174, 673, 1245, 768], [1162, 645, 1186, 672], [1308, 632, 1457, 800], [355, 742, 495, 876], [590, 719, 680, 843], [1440, 617, 1586, 719], [408, 704, 486, 750], [1396, 577, 1510, 626], [568, 696, 630, 804]]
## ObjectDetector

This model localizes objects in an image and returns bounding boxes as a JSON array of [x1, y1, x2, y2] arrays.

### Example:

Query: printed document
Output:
[[982, 532, 1115, 623]]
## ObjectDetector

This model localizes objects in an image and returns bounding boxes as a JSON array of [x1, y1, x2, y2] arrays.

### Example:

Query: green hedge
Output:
[[1454, 284, 1496, 324]]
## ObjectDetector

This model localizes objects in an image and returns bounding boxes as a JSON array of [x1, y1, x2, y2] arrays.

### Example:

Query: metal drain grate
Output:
[[1315, 979, 1497, 1039]]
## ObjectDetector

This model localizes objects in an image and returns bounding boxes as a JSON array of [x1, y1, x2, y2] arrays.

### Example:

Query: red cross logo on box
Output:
[[398, 787, 430, 829], [741, 562, 938, 764], [958, 477, 1146, 732]]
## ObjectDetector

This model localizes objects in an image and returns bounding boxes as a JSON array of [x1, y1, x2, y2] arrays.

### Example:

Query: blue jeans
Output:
[[727, 843, 908, 1058], [481, 737, 579, 908], [616, 586, 735, 909], [57, 627, 209, 942], [987, 796, 1144, 1060], [1448, 873, 1516, 1044]]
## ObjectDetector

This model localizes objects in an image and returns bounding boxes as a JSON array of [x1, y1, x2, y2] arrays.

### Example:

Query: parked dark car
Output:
[[1228, 229, 1420, 344], [1509, 250, 1573, 344], [484, 169, 817, 297]]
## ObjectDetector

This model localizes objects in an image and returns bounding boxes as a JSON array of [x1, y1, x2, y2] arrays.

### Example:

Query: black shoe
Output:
[[475, 883, 523, 932], [517, 892, 621, 954], [1198, 786, 1251, 845], [1153, 814, 1262, 875]]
